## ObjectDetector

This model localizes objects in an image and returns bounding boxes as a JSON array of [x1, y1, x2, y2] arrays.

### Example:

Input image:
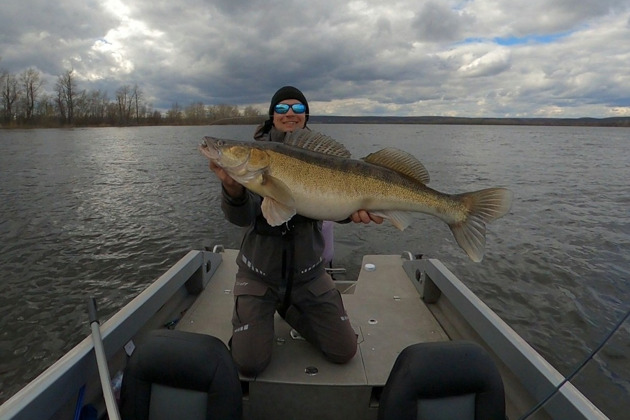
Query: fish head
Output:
[[202, 136, 270, 179]]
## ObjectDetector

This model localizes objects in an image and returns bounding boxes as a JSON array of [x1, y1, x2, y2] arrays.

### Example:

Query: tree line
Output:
[[1, 66, 263, 128]]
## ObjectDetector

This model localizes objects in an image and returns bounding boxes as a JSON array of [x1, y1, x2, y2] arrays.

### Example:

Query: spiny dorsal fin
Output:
[[284, 129, 352, 158], [362, 148, 430, 184]]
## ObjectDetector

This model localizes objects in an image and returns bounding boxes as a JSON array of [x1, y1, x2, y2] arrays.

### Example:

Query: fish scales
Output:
[[264, 146, 465, 222]]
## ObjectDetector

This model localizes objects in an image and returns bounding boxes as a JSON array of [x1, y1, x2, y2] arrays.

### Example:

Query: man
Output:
[[208, 86, 381, 375]]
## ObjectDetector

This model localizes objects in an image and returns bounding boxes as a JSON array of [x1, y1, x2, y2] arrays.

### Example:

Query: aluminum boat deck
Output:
[[176, 249, 448, 419]]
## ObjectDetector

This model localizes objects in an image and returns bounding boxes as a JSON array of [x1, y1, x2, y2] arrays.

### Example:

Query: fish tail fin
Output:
[[449, 188, 513, 262]]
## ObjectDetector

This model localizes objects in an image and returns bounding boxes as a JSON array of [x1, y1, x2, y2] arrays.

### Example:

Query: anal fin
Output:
[[370, 210, 413, 231]]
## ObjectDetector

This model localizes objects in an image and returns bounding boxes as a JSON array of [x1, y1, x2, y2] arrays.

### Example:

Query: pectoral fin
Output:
[[261, 197, 297, 226], [260, 175, 297, 226]]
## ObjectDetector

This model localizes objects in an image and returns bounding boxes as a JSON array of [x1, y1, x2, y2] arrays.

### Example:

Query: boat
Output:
[[0, 246, 608, 419]]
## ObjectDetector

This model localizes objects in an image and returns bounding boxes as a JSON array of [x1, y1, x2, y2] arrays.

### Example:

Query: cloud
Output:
[[464, 0, 628, 36], [1, 0, 629, 117], [412, 1, 472, 42], [457, 48, 512, 77]]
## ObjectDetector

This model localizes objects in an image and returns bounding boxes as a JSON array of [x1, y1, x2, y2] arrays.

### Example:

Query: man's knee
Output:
[[233, 352, 271, 376], [231, 330, 272, 376], [323, 337, 357, 364]]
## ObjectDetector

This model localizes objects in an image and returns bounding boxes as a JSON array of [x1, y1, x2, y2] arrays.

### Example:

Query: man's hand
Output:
[[350, 210, 384, 224], [209, 160, 245, 198]]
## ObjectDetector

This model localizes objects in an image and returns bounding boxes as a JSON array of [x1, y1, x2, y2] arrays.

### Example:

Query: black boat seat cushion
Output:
[[120, 329, 242, 420], [378, 341, 505, 420]]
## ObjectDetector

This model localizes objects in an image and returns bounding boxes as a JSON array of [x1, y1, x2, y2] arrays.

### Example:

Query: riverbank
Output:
[[308, 115, 630, 127], [2, 115, 629, 129]]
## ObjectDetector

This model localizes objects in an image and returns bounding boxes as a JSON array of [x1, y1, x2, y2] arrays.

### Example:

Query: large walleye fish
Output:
[[199, 129, 513, 262]]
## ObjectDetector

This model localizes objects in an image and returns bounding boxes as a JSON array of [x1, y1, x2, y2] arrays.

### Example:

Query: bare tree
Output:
[[243, 106, 262, 117], [207, 104, 240, 122], [116, 85, 134, 124], [0, 61, 263, 127], [55, 69, 78, 124], [20, 68, 43, 122], [166, 102, 183, 124], [184, 102, 207, 124], [1, 70, 21, 123], [35, 93, 55, 123], [131, 83, 142, 124], [73, 90, 89, 124], [147, 109, 162, 125], [105, 101, 118, 125], [83, 89, 109, 123]]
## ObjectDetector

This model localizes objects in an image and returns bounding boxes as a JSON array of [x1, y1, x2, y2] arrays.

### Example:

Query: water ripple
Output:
[[0, 125, 628, 419]]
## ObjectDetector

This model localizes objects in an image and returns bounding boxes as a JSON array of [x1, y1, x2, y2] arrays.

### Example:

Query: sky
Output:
[[1, 0, 629, 118]]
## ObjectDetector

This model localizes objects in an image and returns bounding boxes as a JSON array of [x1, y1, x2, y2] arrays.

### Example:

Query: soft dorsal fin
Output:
[[284, 129, 352, 158], [362, 148, 430, 184]]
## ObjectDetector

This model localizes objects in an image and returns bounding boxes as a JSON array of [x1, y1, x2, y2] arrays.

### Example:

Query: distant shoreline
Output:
[[308, 115, 630, 127], [2, 115, 629, 129]]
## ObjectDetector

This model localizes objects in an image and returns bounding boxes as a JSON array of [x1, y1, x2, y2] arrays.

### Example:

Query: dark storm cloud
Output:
[[1, 0, 630, 117], [1, 1, 118, 74], [412, 1, 470, 42]]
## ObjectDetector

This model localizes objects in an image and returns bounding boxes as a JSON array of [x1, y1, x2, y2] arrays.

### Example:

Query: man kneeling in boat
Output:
[[207, 86, 382, 375]]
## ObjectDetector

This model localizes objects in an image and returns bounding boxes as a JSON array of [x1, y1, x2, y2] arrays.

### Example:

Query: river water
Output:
[[0, 125, 628, 418]]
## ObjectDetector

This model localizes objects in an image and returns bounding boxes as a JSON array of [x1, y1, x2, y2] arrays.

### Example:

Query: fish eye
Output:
[[216, 140, 224, 146]]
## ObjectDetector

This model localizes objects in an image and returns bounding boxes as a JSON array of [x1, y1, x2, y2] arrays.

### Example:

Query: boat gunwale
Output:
[[0, 250, 222, 420], [405, 257, 607, 420], [0, 250, 609, 420]]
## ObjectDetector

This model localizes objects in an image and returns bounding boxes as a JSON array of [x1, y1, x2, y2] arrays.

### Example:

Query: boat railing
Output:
[[402, 255, 607, 420]]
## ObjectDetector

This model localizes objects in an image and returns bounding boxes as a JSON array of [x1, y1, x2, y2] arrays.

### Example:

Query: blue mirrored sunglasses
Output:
[[274, 103, 306, 114]]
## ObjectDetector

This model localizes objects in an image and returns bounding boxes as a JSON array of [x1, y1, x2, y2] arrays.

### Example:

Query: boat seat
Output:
[[378, 341, 506, 420], [119, 329, 242, 420]]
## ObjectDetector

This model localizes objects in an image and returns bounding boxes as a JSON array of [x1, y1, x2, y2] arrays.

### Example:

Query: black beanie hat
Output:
[[268, 86, 309, 122]]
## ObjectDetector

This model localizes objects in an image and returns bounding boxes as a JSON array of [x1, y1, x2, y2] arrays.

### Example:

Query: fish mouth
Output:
[[202, 136, 220, 148], [199, 136, 220, 160]]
